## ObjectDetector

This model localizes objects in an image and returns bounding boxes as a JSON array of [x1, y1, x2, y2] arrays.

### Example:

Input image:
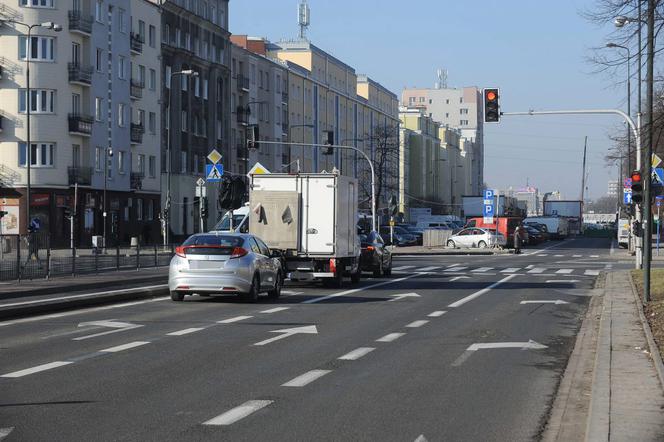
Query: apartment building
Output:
[[0, 0, 161, 246], [159, 0, 231, 238]]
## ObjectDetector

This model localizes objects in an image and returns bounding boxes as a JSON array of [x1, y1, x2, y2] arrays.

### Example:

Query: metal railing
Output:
[[68, 62, 93, 85], [68, 10, 93, 35], [236, 74, 249, 92], [0, 234, 175, 281], [130, 78, 144, 99], [68, 114, 93, 135], [68, 166, 93, 186], [130, 33, 143, 53], [131, 123, 144, 144]]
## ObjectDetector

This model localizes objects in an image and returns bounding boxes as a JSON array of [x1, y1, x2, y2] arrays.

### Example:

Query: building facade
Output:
[[607, 179, 620, 197]]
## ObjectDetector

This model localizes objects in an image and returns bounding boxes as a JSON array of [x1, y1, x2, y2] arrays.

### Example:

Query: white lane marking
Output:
[[281, 290, 303, 296], [282, 369, 332, 387], [0, 285, 168, 308], [73, 325, 143, 341], [556, 269, 573, 274], [546, 280, 580, 283], [414, 435, 429, 442], [448, 274, 517, 308], [449, 276, 471, 282], [590, 255, 600, 258], [376, 332, 405, 342], [527, 268, 546, 274], [525, 265, 534, 269], [445, 266, 468, 272], [260, 307, 290, 314], [217, 315, 253, 324], [389, 293, 421, 302], [203, 400, 273, 426], [302, 273, 421, 304], [610, 240, 616, 255], [428, 311, 447, 317], [0, 427, 14, 440], [99, 341, 150, 353], [416, 266, 440, 272], [406, 320, 429, 328], [166, 327, 205, 336], [452, 340, 548, 366], [338, 347, 376, 360], [446, 263, 460, 268], [472, 267, 494, 273], [393, 265, 415, 271], [1, 361, 73, 378], [501, 268, 521, 273], [585, 269, 600, 276], [572, 254, 582, 258], [521, 300, 569, 305], [555, 254, 565, 257], [523, 241, 570, 256], [253, 325, 318, 346]]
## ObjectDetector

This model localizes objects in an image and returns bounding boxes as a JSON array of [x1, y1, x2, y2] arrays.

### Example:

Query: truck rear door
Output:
[[302, 176, 335, 255]]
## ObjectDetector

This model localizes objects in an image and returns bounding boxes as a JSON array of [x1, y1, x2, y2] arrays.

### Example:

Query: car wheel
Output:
[[351, 264, 361, 284], [267, 272, 283, 299], [373, 260, 383, 278], [478, 240, 487, 248], [245, 274, 260, 302], [383, 259, 392, 277], [170, 291, 185, 302], [447, 240, 456, 248]]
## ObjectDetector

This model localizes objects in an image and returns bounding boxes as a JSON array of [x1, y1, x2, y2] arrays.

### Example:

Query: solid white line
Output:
[[217, 315, 253, 324], [448, 274, 517, 308], [428, 311, 447, 317], [282, 369, 332, 387], [99, 341, 150, 353], [546, 280, 580, 283], [445, 266, 467, 272], [472, 267, 493, 273], [572, 255, 582, 258], [338, 347, 375, 360], [260, 307, 290, 314], [406, 320, 429, 328], [1, 361, 73, 378], [376, 332, 405, 342], [590, 255, 600, 258], [585, 269, 600, 276], [556, 269, 573, 274], [202, 400, 273, 426], [302, 273, 421, 304], [555, 254, 565, 257], [166, 327, 205, 336], [501, 268, 521, 273], [416, 266, 440, 272], [527, 268, 546, 274], [0, 285, 168, 308]]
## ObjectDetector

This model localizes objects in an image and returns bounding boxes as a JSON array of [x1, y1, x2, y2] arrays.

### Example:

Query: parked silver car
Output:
[[446, 228, 506, 249], [168, 233, 283, 302]]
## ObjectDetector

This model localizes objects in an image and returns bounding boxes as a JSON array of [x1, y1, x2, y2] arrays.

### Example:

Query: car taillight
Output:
[[230, 247, 248, 259], [329, 258, 337, 274], [175, 246, 186, 258], [366, 245, 375, 251]]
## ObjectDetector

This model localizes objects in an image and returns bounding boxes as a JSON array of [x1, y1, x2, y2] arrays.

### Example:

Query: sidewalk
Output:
[[544, 270, 664, 441]]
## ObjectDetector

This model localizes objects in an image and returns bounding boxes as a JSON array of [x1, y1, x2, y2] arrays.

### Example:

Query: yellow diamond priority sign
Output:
[[247, 162, 270, 177], [207, 149, 222, 165]]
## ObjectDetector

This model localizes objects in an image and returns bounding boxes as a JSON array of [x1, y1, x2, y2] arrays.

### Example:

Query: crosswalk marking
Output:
[[501, 268, 521, 273], [585, 269, 600, 276], [393, 266, 415, 271], [472, 267, 494, 273], [572, 255, 582, 258], [539, 254, 548, 257], [445, 267, 467, 272], [556, 269, 573, 274], [590, 255, 600, 258], [554, 255, 564, 257], [528, 268, 546, 274], [416, 266, 440, 272]]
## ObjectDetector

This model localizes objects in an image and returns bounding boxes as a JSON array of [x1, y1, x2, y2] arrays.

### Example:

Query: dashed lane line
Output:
[[472, 267, 494, 273], [428, 311, 447, 317], [99, 341, 150, 353], [259, 307, 290, 314], [217, 315, 253, 324], [202, 400, 274, 426], [1, 361, 73, 378], [527, 268, 546, 274], [406, 320, 429, 328], [338, 347, 376, 361], [584, 269, 600, 276], [556, 269, 573, 274], [501, 268, 521, 273], [445, 267, 468, 272], [166, 327, 205, 336], [282, 369, 332, 387], [302, 273, 421, 304], [448, 274, 517, 308], [376, 332, 406, 343]]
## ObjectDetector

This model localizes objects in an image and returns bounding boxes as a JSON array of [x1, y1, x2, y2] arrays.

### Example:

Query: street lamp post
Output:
[[0, 19, 62, 232], [606, 43, 632, 173], [164, 69, 198, 246]]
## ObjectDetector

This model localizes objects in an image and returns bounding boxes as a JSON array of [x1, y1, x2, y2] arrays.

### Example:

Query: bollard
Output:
[[72, 246, 76, 276], [45, 236, 51, 280], [94, 248, 99, 274], [154, 244, 158, 267], [116, 245, 120, 271], [136, 242, 140, 270]]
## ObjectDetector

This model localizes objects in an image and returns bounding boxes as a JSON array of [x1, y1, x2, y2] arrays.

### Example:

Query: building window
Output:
[[419, 97, 425, 103], [460, 120, 469, 126], [149, 68, 156, 90], [95, 0, 103, 22], [20, 0, 55, 7], [118, 8, 127, 33], [181, 110, 187, 132], [194, 75, 200, 97], [149, 112, 156, 134], [138, 20, 145, 41], [180, 150, 187, 173], [203, 78, 208, 100], [96, 48, 103, 72], [18, 142, 55, 168], [19, 89, 55, 114], [460, 108, 469, 115], [118, 56, 127, 80], [165, 65, 171, 88], [118, 103, 126, 127], [137, 154, 145, 175], [136, 198, 143, 221], [445, 99, 450, 104], [118, 150, 126, 174], [163, 24, 170, 46], [95, 97, 103, 121], [95, 147, 103, 171], [147, 200, 154, 221], [149, 25, 156, 48], [460, 97, 463, 103], [137, 109, 145, 126], [149, 155, 156, 177], [18, 36, 55, 61], [181, 74, 188, 91]]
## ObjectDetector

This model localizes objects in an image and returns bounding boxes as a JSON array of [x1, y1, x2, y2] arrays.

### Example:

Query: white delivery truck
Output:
[[245, 173, 361, 287], [524, 216, 570, 239]]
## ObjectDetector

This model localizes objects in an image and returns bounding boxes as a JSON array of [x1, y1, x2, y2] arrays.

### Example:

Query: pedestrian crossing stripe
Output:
[[528, 268, 546, 274], [472, 267, 494, 272]]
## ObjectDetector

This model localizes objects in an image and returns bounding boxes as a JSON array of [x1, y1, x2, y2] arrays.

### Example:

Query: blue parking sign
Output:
[[484, 190, 494, 200]]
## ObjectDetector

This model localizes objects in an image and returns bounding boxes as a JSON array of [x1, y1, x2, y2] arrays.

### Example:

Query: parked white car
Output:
[[446, 228, 506, 249]]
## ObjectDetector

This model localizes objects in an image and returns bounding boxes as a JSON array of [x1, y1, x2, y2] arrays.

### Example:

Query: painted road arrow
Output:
[[449, 276, 470, 282], [253, 325, 318, 346], [388, 293, 421, 302], [0, 428, 14, 441], [520, 300, 569, 305], [452, 340, 548, 366], [73, 319, 142, 341]]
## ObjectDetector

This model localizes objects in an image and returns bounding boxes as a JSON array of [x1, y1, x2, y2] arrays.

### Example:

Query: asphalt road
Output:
[[0, 237, 620, 441]]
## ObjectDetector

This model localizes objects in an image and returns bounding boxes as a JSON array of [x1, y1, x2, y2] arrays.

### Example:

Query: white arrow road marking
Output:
[[203, 400, 273, 426], [546, 280, 580, 283], [218, 315, 253, 324], [0, 428, 14, 440], [99, 341, 150, 353], [406, 320, 429, 328], [389, 293, 421, 302], [449, 276, 470, 282], [520, 300, 569, 305], [338, 347, 375, 360], [376, 332, 405, 342], [452, 340, 548, 366], [393, 265, 415, 271], [253, 325, 318, 346], [1, 361, 73, 378], [282, 369, 332, 387], [428, 311, 446, 317], [73, 320, 143, 341], [448, 274, 517, 308]]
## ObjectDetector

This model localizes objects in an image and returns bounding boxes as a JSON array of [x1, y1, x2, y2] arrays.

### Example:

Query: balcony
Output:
[[68, 114, 93, 136], [236, 143, 247, 161], [130, 172, 144, 190], [68, 62, 93, 86], [68, 166, 92, 186], [281, 91, 288, 104], [130, 123, 144, 144], [130, 33, 143, 54], [130, 78, 144, 99], [236, 74, 249, 92], [281, 123, 288, 135], [68, 10, 93, 36], [236, 106, 249, 126]]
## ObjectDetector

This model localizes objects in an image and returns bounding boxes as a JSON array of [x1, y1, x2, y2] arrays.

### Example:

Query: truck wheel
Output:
[[351, 264, 361, 284], [383, 259, 392, 277], [373, 261, 383, 278], [170, 291, 185, 302], [245, 274, 260, 302], [267, 272, 283, 299]]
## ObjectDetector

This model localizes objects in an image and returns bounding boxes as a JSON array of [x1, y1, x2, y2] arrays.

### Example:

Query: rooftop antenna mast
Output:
[[298, 0, 310, 40]]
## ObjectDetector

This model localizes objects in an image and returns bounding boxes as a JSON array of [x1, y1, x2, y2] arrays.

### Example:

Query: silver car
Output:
[[446, 228, 506, 249], [168, 233, 283, 302]]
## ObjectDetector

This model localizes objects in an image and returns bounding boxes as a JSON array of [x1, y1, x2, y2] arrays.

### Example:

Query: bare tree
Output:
[[358, 124, 400, 215]]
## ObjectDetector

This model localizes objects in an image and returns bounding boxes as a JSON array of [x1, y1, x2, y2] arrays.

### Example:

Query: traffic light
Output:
[[483, 88, 500, 123], [200, 196, 208, 219], [64, 207, 72, 219], [631, 170, 643, 203], [323, 131, 334, 155], [247, 125, 259, 149]]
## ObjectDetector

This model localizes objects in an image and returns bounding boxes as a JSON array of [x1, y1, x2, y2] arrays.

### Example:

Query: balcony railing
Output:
[[130, 172, 144, 190], [236, 143, 247, 161], [130, 79, 144, 99], [236, 74, 249, 92], [281, 91, 288, 104], [281, 123, 288, 134], [236, 106, 249, 125], [68, 166, 92, 186], [68, 114, 93, 136], [130, 33, 143, 54], [68, 10, 93, 35], [130, 123, 144, 144], [68, 62, 93, 85]]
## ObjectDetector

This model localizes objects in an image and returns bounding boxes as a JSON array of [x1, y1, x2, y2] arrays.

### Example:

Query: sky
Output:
[[230, 0, 629, 200]]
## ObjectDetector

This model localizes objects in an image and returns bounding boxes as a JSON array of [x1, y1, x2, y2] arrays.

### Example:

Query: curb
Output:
[[0, 284, 170, 321], [628, 272, 664, 391], [391, 251, 497, 256]]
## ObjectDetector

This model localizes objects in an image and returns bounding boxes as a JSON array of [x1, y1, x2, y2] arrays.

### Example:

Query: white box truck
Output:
[[246, 173, 361, 287]]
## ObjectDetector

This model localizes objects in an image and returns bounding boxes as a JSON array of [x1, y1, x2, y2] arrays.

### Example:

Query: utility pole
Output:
[[580, 136, 588, 203], [643, 0, 655, 303]]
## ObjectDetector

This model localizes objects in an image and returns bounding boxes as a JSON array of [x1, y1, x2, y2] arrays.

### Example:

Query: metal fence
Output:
[[0, 234, 175, 281]]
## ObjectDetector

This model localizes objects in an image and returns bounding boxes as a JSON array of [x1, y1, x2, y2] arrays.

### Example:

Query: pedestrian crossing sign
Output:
[[206, 163, 224, 182], [652, 167, 664, 187]]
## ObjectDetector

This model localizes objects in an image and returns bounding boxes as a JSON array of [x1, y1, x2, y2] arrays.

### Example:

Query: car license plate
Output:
[[189, 261, 224, 270]]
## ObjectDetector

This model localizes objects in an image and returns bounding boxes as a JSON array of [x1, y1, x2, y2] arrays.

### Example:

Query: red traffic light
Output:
[[631, 171, 642, 183], [486, 91, 497, 101]]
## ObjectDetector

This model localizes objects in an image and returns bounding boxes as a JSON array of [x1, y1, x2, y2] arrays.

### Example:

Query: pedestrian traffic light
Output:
[[247, 125, 259, 149], [323, 131, 334, 155], [483, 88, 500, 123], [631, 170, 643, 203]]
